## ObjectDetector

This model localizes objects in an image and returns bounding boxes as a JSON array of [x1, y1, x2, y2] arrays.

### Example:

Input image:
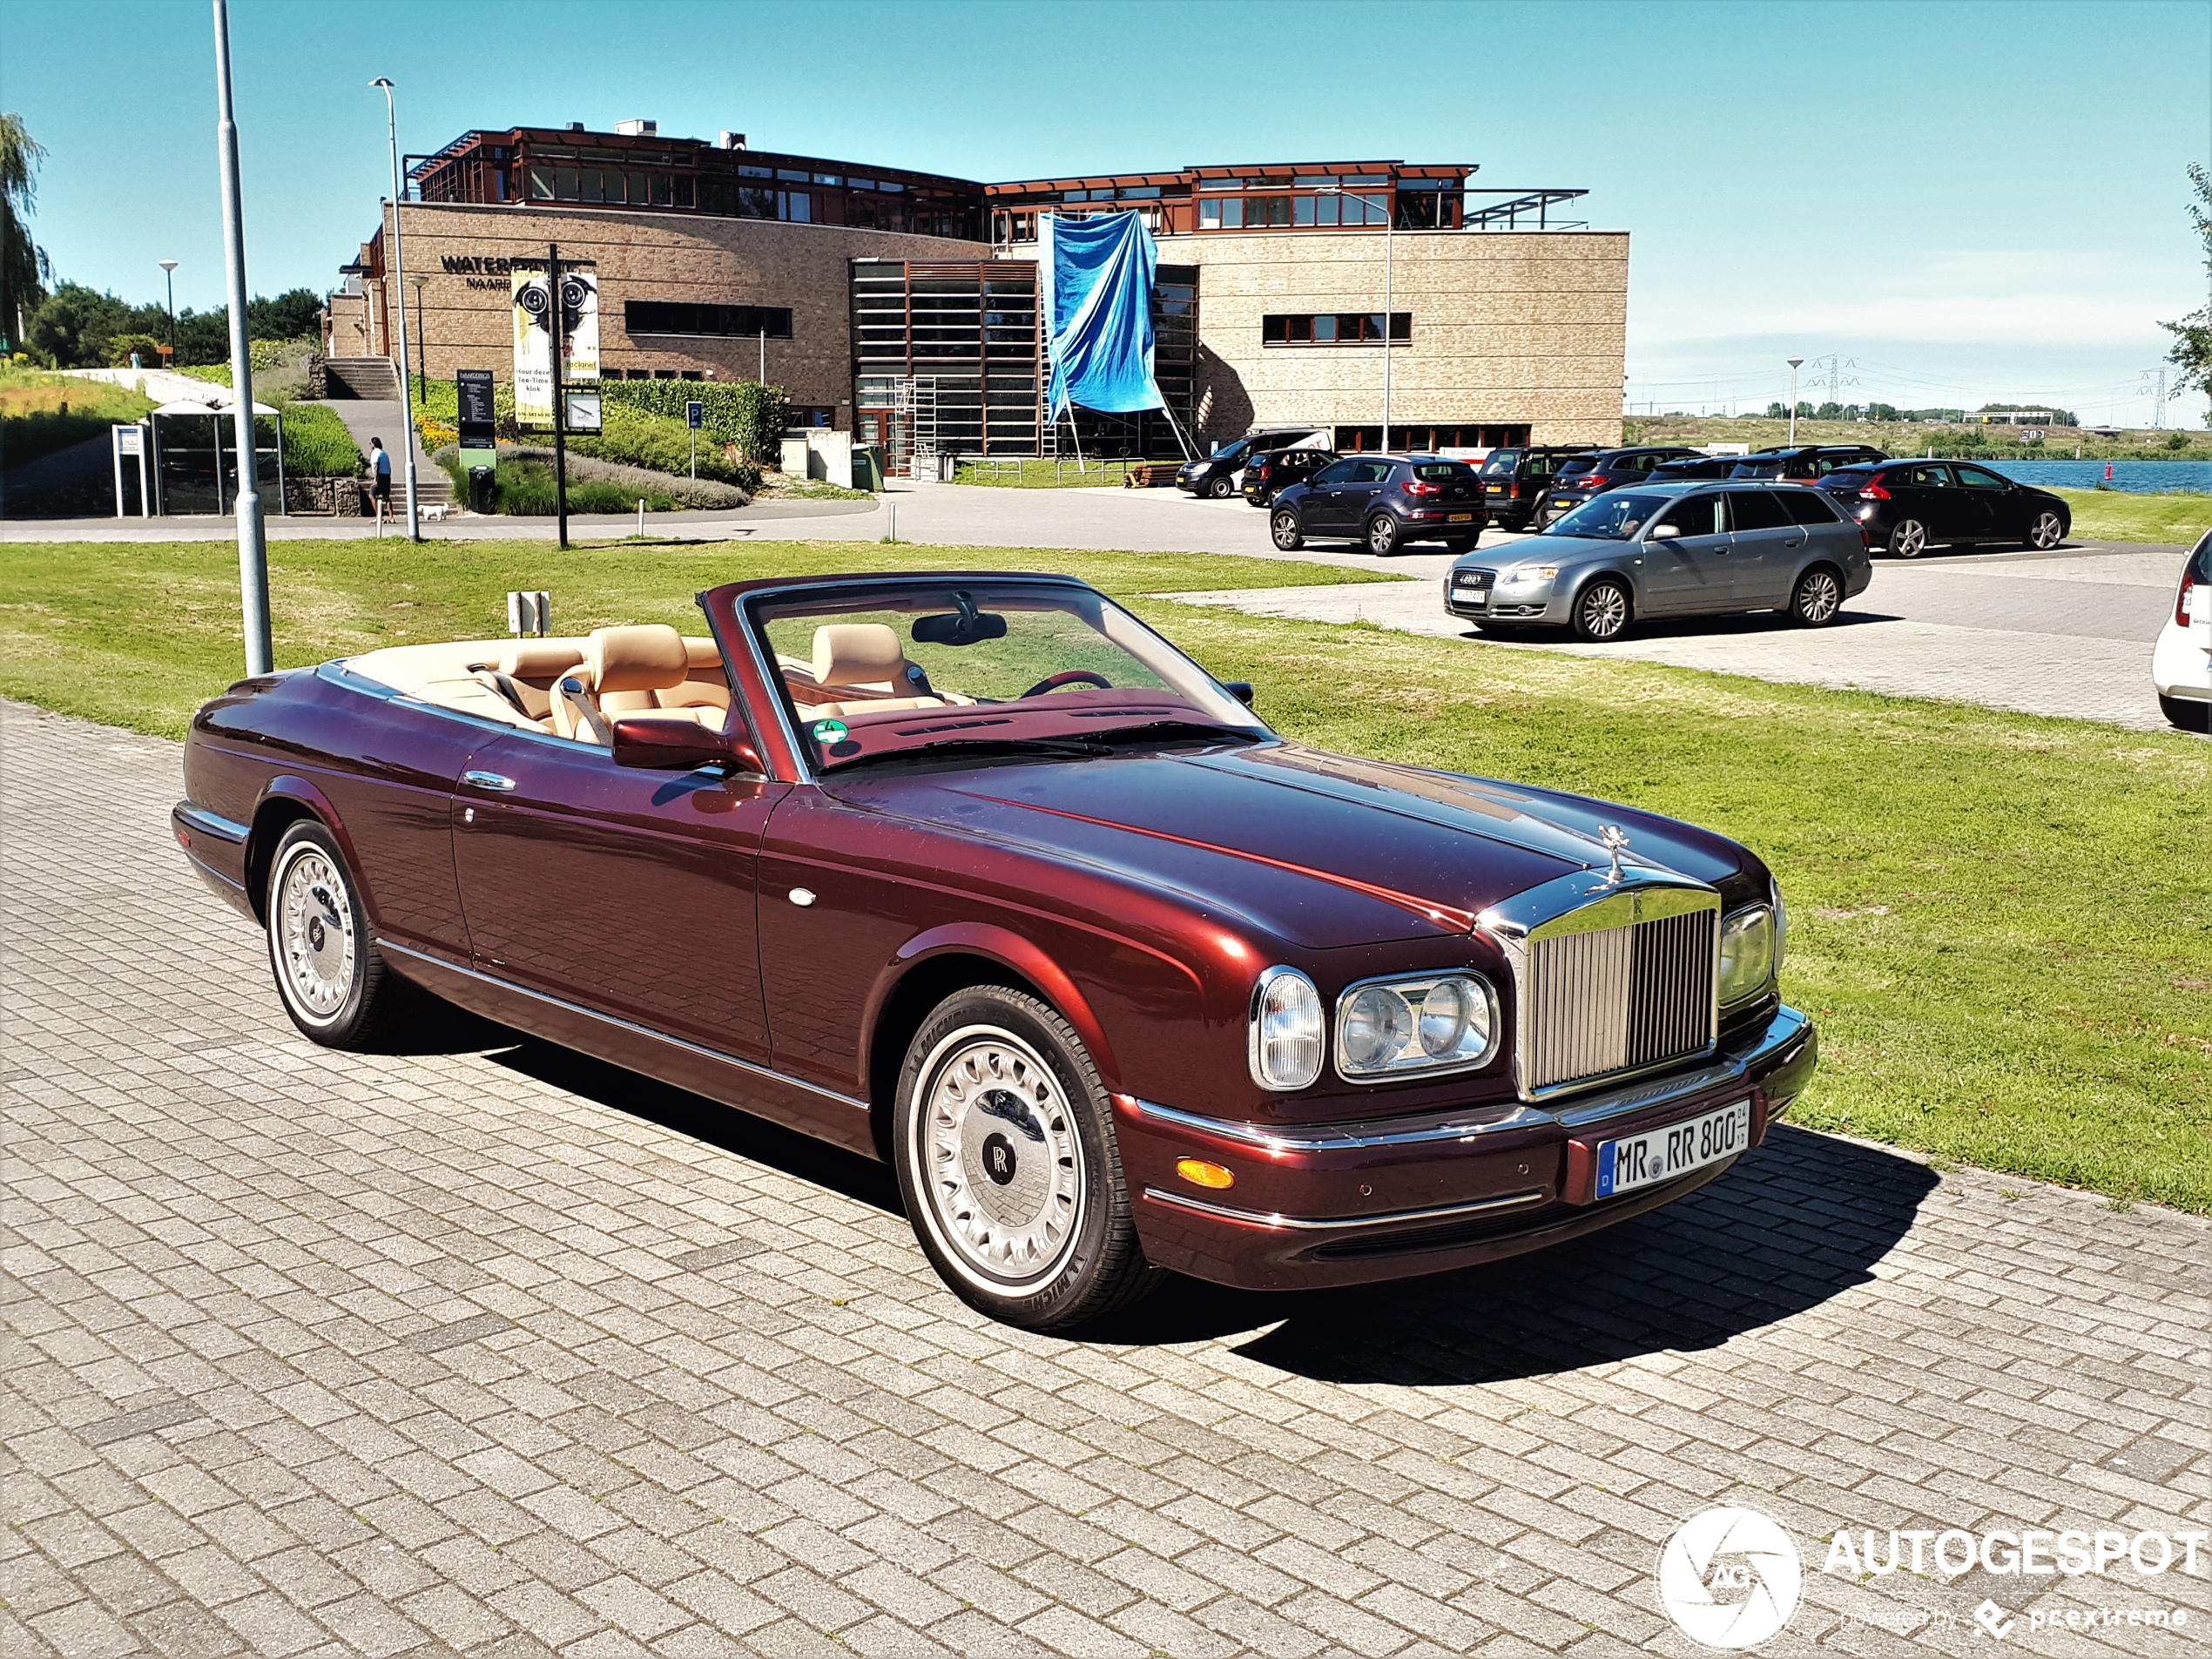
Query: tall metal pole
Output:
[[212, 0, 271, 677], [372, 78, 420, 540], [1787, 357, 1804, 446], [550, 242, 569, 550], [158, 260, 179, 368]]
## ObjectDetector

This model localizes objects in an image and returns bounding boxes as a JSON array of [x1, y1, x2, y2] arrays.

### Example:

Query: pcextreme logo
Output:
[[1656, 1507, 1804, 1649]]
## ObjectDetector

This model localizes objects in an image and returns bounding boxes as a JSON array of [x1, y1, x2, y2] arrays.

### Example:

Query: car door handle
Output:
[[1783, 537, 1804, 548], [463, 771, 516, 792]]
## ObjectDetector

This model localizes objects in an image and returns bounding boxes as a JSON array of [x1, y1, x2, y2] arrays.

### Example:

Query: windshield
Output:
[[1480, 449, 1525, 475], [749, 581, 1270, 772], [1541, 491, 1671, 541]]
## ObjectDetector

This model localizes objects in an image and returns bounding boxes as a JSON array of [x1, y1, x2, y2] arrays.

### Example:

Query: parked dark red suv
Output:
[[1268, 455, 1487, 555]]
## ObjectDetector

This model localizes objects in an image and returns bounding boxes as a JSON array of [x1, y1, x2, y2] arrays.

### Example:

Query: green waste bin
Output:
[[850, 445, 884, 492]]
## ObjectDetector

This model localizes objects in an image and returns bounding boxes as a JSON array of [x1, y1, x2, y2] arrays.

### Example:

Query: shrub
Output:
[[106, 334, 166, 368], [279, 403, 363, 476], [602, 378, 788, 461], [569, 402, 759, 489], [432, 442, 750, 512]]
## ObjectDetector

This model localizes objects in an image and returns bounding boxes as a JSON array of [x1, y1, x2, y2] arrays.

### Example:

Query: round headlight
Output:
[[1342, 985, 1414, 1070], [1418, 979, 1472, 1056], [1249, 967, 1324, 1090]]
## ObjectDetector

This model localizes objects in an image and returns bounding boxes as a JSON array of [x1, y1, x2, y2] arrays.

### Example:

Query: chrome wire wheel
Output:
[[1791, 567, 1843, 625], [2028, 510, 2064, 550], [273, 844, 356, 1024], [1889, 518, 1928, 558], [911, 1026, 1086, 1291]]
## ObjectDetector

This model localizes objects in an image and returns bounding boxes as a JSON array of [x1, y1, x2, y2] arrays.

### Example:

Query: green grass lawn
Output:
[[2, 537, 2202, 1214], [950, 457, 1179, 489], [0, 537, 1400, 738], [2054, 487, 2212, 546]]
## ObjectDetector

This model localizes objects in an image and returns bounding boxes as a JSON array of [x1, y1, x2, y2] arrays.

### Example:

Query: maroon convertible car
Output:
[[174, 572, 1815, 1331]]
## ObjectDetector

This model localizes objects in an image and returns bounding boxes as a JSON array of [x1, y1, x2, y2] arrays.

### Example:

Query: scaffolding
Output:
[[890, 376, 938, 477]]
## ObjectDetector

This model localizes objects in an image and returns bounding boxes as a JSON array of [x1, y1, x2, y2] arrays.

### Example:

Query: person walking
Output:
[[368, 436, 392, 534]]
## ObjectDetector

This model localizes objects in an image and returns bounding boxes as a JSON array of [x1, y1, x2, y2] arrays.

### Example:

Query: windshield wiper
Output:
[[822, 736, 1110, 771]]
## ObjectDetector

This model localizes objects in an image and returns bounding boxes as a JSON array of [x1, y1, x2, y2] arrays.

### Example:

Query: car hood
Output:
[[1460, 535, 1625, 566], [822, 741, 1748, 950]]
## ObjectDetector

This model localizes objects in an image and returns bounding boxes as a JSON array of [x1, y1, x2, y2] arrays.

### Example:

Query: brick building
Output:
[[330, 122, 1626, 462]]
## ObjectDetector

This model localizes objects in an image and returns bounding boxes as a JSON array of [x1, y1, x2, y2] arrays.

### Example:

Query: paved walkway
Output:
[[3, 699, 2207, 1658]]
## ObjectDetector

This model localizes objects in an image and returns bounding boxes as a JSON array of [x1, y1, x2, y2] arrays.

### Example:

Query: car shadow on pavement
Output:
[[1091, 1124, 1938, 1382], [1469, 609, 1905, 646], [480, 1032, 906, 1217]]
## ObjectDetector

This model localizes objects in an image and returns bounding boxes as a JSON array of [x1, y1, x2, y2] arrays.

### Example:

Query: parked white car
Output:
[[2154, 528, 2212, 732]]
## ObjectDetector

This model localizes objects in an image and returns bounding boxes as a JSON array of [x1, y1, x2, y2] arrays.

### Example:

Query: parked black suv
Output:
[[1268, 455, 1487, 555], [1241, 445, 1339, 507], [1477, 445, 1599, 530], [1177, 429, 1321, 498], [1817, 459, 2071, 557], [1535, 446, 1702, 526], [1727, 444, 1888, 482]]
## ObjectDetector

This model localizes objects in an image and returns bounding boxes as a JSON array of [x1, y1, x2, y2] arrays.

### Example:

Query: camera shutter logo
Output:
[[1657, 1507, 1804, 1649]]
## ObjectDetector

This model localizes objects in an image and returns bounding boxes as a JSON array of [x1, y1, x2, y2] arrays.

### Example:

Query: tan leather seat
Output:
[[652, 637, 732, 727], [495, 640, 587, 723], [805, 623, 948, 719], [554, 624, 691, 744]]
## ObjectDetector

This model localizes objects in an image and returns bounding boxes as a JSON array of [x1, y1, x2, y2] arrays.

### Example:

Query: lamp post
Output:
[[408, 273, 429, 383], [210, 0, 270, 678], [158, 259, 179, 368], [1786, 357, 1804, 447], [1318, 184, 1396, 448], [370, 77, 421, 540]]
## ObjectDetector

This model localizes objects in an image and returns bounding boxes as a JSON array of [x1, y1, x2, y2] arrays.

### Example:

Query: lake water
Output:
[[1977, 460, 2212, 495]]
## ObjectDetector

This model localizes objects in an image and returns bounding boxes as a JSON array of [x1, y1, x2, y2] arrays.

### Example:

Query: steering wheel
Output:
[[1019, 669, 1113, 698]]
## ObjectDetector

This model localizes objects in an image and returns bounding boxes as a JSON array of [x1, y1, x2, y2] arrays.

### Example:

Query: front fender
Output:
[[865, 921, 1124, 1091]]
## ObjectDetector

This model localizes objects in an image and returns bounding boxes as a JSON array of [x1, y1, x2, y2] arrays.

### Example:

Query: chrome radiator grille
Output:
[[1524, 907, 1717, 1093]]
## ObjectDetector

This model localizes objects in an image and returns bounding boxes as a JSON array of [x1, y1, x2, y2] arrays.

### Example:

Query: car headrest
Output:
[[499, 640, 586, 680], [682, 636, 723, 671], [587, 624, 690, 693], [812, 623, 905, 688]]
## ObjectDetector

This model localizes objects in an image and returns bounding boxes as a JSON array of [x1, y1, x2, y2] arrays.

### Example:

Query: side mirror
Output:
[[611, 715, 765, 775], [1223, 681, 1256, 707], [1649, 523, 1683, 541]]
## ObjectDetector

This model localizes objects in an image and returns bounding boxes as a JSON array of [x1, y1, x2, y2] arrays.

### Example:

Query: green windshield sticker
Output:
[[810, 718, 850, 745]]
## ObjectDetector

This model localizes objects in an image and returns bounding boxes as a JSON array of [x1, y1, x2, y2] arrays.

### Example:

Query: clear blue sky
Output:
[[5, 0, 2205, 424]]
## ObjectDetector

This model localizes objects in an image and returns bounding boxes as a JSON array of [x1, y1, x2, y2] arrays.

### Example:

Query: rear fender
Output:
[[245, 776, 376, 927]]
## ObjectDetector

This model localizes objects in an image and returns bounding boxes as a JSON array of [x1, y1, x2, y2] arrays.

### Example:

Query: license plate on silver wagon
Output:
[[1595, 1099, 1750, 1198]]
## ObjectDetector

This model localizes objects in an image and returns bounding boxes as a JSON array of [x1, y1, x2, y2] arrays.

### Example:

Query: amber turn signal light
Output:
[[1176, 1158, 1234, 1190]]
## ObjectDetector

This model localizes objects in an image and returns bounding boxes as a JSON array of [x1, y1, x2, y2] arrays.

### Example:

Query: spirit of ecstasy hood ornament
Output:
[[1598, 823, 1630, 884]]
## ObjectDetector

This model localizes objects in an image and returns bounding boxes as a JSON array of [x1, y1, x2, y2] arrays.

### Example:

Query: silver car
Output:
[[1443, 482, 1873, 642]]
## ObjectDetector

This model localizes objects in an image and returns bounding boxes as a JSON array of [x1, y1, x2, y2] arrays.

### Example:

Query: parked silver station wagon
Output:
[[1445, 482, 1873, 641]]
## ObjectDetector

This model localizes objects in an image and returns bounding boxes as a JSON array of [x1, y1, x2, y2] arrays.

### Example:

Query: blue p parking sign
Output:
[[685, 401, 704, 429]]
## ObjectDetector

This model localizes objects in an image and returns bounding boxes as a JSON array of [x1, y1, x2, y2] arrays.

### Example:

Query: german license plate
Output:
[[1595, 1100, 1750, 1198], [1447, 512, 1474, 523]]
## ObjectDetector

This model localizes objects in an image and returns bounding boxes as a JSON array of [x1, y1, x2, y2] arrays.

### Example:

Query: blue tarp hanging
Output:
[[1039, 212, 1166, 419]]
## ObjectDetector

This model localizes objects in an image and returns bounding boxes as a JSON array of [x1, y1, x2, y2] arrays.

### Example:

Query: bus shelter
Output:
[[146, 396, 287, 516]]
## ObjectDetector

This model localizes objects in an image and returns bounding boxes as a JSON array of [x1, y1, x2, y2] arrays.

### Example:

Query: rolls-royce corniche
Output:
[[173, 572, 1817, 1331]]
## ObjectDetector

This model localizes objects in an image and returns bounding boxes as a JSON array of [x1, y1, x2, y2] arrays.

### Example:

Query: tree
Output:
[[2159, 162, 2212, 419], [26, 281, 132, 367], [2, 111, 51, 350], [246, 287, 321, 342]]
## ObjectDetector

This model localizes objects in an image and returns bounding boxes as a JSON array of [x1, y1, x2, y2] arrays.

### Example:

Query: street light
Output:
[[370, 77, 421, 540], [408, 273, 429, 382], [1787, 357, 1804, 447], [158, 259, 179, 368], [1318, 184, 1396, 449]]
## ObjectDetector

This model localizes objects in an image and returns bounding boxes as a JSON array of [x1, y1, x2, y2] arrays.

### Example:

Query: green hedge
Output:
[[601, 379, 787, 462], [569, 403, 760, 490], [279, 403, 362, 476]]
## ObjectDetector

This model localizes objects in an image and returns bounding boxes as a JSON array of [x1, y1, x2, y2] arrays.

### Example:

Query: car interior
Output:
[[343, 620, 972, 746]]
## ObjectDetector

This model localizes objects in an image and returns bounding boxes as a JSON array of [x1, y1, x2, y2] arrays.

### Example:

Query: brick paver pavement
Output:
[[3, 699, 2207, 1658]]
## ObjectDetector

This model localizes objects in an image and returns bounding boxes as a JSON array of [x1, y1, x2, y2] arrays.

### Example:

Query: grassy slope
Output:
[[1, 368, 158, 470], [1623, 411, 2212, 460], [1, 537, 2202, 1211], [2053, 488, 2212, 546], [0, 538, 1399, 738]]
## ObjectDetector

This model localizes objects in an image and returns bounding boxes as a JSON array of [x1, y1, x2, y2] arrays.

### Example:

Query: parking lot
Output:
[[5, 697, 2208, 1658]]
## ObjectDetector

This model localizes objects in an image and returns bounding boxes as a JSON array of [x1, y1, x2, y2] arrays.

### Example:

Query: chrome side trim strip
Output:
[[1130, 1096, 1548, 1152], [175, 803, 250, 844], [376, 940, 871, 1112], [1142, 1184, 1549, 1233]]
